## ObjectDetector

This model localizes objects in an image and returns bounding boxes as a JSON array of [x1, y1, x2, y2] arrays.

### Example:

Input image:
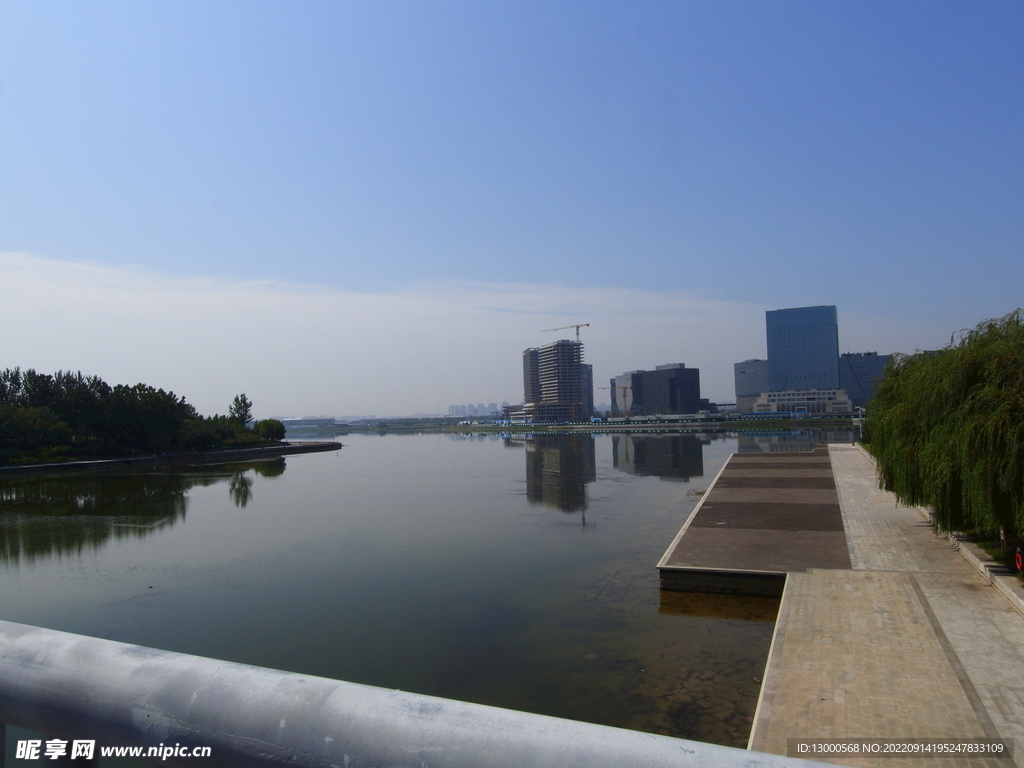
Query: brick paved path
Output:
[[749, 444, 1024, 768]]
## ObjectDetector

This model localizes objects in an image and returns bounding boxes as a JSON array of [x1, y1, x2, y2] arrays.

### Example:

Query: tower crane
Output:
[[541, 323, 590, 343], [598, 384, 633, 417]]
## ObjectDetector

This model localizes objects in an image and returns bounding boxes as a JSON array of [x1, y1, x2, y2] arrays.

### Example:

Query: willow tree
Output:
[[867, 310, 1024, 536]]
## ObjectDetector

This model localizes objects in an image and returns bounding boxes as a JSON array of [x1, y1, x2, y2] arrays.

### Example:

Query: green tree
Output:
[[867, 309, 1024, 538], [100, 384, 196, 454], [229, 394, 253, 426], [0, 405, 73, 458], [256, 418, 286, 442], [181, 415, 239, 450]]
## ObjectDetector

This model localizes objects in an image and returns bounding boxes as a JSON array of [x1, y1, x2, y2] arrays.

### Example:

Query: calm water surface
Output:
[[0, 430, 854, 746]]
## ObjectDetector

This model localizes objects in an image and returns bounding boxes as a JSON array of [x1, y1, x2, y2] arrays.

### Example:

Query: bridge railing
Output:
[[0, 619, 821, 768]]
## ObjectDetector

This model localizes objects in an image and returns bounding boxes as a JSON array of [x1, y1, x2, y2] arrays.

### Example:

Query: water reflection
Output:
[[507, 434, 597, 512], [737, 428, 861, 453], [229, 473, 254, 507], [658, 590, 778, 622], [448, 433, 504, 443], [0, 458, 285, 563], [611, 435, 705, 480]]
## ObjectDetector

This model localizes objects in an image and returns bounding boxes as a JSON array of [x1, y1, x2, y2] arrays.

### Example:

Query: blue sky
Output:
[[1, 2, 1021, 415]]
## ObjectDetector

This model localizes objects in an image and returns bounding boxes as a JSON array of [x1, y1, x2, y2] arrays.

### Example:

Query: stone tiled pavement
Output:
[[749, 444, 1024, 768]]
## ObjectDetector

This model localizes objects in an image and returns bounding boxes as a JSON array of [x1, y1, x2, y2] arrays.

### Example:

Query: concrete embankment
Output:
[[0, 441, 341, 478], [660, 444, 1024, 767]]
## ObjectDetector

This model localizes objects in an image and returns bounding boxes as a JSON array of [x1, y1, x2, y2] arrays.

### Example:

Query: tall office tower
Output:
[[580, 363, 594, 419], [766, 305, 840, 391], [734, 359, 770, 412], [522, 340, 585, 422], [839, 352, 891, 409]]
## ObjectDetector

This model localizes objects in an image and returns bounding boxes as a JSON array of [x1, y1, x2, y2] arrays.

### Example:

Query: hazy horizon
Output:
[[0, 251, 975, 418]]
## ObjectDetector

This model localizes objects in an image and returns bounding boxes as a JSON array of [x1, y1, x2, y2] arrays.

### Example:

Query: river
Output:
[[0, 428, 857, 747]]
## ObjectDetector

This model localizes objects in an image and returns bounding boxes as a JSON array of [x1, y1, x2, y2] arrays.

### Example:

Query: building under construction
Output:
[[522, 340, 589, 423]]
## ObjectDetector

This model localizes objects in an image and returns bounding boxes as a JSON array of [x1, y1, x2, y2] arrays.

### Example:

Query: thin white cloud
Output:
[[0, 252, 948, 416]]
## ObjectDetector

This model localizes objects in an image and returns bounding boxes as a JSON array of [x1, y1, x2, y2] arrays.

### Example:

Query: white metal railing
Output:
[[0, 619, 824, 768]]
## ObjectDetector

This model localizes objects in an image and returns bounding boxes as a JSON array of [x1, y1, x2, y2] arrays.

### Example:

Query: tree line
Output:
[[866, 310, 1024, 542], [0, 368, 285, 464]]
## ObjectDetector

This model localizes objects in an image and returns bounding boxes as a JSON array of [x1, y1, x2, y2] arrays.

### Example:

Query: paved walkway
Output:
[[749, 444, 1024, 768]]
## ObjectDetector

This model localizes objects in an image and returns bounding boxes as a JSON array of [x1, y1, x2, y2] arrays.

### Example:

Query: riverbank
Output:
[[654, 442, 1024, 765], [747, 444, 1024, 767], [0, 441, 341, 478]]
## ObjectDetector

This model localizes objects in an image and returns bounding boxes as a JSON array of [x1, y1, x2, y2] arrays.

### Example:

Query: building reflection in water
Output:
[[611, 434, 705, 481], [0, 458, 286, 564], [507, 434, 597, 513], [736, 429, 860, 453]]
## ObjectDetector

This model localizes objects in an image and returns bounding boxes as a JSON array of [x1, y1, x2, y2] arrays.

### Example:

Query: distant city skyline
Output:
[[2, 3, 1021, 415], [0, 251, 982, 417], [448, 403, 506, 418]]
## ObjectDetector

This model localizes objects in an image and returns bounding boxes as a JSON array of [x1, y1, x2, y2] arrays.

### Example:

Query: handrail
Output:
[[0, 620, 822, 767]]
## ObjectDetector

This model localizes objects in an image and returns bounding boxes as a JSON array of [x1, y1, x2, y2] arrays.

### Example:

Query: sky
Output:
[[1, 2, 1021, 417]]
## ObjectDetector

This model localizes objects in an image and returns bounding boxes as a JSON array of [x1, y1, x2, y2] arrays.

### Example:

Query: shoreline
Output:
[[0, 441, 342, 478], [290, 418, 858, 437]]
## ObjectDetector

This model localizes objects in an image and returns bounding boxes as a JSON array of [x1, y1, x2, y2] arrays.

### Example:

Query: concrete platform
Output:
[[690, 502, 846, 531], [657, 447, 851, 594]]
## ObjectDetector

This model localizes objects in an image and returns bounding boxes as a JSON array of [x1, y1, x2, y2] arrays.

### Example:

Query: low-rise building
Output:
[[751, 388, 852, 415]]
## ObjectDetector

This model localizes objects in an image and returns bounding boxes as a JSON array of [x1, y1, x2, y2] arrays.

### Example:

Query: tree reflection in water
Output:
[[0, 458, 285, 563], [228, 472, 253, 508]]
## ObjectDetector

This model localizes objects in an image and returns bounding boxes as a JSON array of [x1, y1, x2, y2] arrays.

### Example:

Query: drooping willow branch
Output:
[[866, 309, 1024, 536]]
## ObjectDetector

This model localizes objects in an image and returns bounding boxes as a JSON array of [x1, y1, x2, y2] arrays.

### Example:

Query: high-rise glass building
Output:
[[766, 305, 839, 391]]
